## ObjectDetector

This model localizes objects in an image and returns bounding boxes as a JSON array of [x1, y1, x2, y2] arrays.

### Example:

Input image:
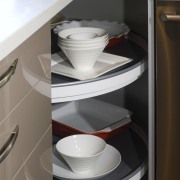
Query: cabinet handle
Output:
[[0, 59, 18, 88], [161, 13, 180, 21], [0, 125, 19, 163]]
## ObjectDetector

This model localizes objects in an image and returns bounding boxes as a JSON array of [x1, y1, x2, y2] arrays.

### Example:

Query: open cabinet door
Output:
[[155, 1, 180, 180]]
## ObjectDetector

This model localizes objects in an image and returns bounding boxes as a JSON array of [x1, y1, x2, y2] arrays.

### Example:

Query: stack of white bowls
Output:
[[58, 27, 109, 71]]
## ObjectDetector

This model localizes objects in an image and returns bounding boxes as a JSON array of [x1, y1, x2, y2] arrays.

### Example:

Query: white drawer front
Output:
[[0, 87, 51, 180], [0, 23, 50, 124], [12, 127, 52, 180]]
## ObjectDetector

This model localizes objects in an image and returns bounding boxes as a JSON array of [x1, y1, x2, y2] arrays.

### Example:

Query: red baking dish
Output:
[[52, 98, 132, 140]]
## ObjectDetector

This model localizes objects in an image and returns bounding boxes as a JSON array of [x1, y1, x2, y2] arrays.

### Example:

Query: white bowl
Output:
[[59, 36, 108, 45], [58, 27, 108, 40], [59, 35, 108, 45], [61, 45, 106, 71], [58, 40, 108, 49], [56, 134, 106, 174], [67, 32, 98, 40], [54, 20, 130, 48], [59, 34, 108, 44]]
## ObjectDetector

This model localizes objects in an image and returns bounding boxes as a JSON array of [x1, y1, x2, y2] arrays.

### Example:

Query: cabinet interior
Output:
[[51, 0, 149, 179]]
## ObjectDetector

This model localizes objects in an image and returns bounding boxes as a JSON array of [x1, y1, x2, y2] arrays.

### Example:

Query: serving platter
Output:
[[51, 52, 132, 81], [52, 98, 132, 140]]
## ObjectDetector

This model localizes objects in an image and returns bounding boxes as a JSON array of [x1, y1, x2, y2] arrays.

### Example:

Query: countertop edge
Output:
[[0, 0, 73, 61]]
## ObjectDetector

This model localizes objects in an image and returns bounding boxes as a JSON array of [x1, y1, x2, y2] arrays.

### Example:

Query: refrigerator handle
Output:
[[161, 13, 180, 21]]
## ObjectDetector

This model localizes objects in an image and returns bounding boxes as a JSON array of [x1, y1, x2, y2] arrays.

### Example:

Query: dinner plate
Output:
[[53, 144, 121, 180], [51, 52, 132, 80]]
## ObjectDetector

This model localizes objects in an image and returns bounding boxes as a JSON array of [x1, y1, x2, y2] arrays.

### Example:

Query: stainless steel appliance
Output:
[[155, 1, 180, 179]]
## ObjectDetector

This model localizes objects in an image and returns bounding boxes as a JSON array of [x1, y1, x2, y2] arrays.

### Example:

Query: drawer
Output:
[[0, 86, 51, 180], [0, 23, 51, 124], [12, 127, 52, 180]]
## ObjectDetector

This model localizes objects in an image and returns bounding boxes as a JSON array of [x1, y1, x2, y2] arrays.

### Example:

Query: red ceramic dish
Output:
[[106, 34, 126, 48], [52, 118, 131, 140], [52, 98, 132, 140]]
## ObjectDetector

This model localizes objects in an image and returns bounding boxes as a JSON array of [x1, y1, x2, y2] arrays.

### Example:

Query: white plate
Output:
[[53, 144, 121, 180], [51, 52, 132, 80]]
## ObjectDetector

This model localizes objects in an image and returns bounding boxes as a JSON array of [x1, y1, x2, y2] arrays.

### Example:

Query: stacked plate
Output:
[[58, 27, 108, 71]]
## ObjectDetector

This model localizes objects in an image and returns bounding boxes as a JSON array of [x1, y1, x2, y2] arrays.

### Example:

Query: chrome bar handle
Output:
[[0, 59, 18, 88], [0, 125, 19, 163], [161, 13, 180, 22]]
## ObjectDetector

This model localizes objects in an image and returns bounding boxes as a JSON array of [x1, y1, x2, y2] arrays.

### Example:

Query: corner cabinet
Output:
[[0, 0, 74, 179], [51, 32, 148, 180], [0, 23, 51, 180]]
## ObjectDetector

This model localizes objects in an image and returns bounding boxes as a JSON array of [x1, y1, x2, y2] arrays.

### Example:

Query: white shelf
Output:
[[51, 35, 148, 103], [52, 63, 146, 103]]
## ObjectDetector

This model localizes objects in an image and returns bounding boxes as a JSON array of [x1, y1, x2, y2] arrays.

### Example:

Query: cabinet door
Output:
[[156, 2, 180, 180], [12, 127, 52, 180], [0, 23, 50, 124], [0, 86, 51, 180]]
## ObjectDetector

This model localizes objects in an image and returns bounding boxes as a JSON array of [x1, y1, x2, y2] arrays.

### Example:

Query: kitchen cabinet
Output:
[[0, 23, 50, 124], [3, 0, 178, 179], [0, 23, 51, 180], [12, 127, 52, 180]]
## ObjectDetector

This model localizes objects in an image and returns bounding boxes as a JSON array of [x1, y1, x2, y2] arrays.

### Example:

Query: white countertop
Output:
[[0, 0, 73, 61]]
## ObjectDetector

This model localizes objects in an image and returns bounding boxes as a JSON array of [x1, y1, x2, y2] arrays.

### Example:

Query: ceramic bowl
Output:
[[56, 134, 106, 174], [57, 27, 108, 71], [54, 20, 130, 48], [58, 40, 108, 49], [58, 36, 108, 46], [58, 27, 108, 40], [67, 32, 98, 40], [60, 45, 106, 71]]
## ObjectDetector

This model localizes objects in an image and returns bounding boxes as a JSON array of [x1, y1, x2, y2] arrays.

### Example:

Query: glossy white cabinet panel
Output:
[[0, 87, 51, 180], [0, 23, 50, 124], [12, 127, 52, 180]]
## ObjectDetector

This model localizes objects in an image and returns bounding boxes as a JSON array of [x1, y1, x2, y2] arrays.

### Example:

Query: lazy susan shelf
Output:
[[51, 32, 147, 103], [52, 122, 148, 180]]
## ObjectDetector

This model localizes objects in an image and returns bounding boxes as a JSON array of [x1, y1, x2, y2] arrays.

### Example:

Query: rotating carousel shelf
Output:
[[51, 33, 147, 103], [52, 122, 148, 180]]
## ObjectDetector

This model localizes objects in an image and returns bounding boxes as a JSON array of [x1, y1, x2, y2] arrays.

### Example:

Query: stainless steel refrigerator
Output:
[[155, 0, 180, 179]]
